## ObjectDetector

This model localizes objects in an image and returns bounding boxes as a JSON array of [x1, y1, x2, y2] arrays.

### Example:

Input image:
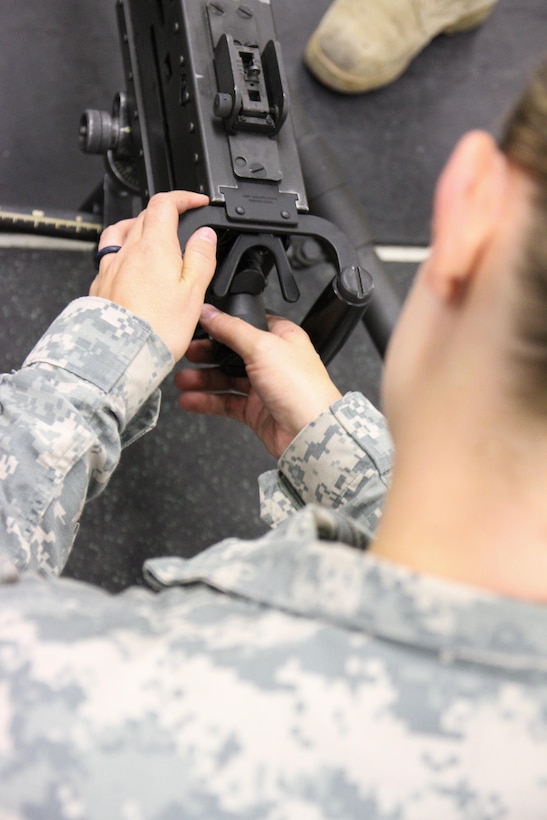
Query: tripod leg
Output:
[[79, 181, 104, 216], [78, 174, 135, 232], [102, 174, 135, 229], [292, 94, 402, 357]]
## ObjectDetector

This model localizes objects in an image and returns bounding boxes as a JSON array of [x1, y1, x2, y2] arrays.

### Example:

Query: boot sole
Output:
[[304, 4, 495, 94]]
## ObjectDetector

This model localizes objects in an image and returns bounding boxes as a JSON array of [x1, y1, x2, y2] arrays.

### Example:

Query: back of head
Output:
[[499, 59, 547, 418]]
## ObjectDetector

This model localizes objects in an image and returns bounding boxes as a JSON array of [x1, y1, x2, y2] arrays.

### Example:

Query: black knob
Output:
[[213, 93, 234, 119], [79, 109, 117, 155]]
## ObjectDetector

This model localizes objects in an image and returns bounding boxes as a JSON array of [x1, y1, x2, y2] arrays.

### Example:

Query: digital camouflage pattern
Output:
[[0, 297, 173, 576], [0, 298, 546, 818], [259, 390, 392, 531]]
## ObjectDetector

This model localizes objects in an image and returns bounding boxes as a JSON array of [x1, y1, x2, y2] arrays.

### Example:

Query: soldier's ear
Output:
[[426, 130, 508, 302]]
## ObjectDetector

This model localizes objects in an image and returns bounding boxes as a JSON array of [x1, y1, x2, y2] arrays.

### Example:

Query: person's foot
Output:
[[304, 0, 497, 93]]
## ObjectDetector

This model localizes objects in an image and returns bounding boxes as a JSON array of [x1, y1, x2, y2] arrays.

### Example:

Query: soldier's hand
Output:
[[90, 191, 217, 362], [175, 305, 342, 459]]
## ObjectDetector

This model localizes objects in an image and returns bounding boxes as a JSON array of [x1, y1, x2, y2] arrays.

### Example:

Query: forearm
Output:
[[0, 298, 173, 577], [260, 392, 393, 532]]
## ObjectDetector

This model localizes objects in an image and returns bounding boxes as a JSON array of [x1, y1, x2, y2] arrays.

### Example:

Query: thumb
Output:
[[181, 227, 218, 289], [199, 304, 268, 361]]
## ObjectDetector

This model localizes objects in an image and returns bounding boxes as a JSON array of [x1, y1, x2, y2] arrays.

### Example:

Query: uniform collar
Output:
[[144, 505, 547, 674]]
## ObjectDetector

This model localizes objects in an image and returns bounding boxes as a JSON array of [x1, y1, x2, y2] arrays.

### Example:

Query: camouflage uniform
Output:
[[0, 298, 546, 819]]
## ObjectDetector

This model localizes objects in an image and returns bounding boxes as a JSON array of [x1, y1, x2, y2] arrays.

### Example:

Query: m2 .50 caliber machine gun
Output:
[[80, 0, 401, 373]]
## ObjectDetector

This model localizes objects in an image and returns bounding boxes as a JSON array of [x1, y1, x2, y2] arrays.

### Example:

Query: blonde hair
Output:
[[499, 59, 547, 416]]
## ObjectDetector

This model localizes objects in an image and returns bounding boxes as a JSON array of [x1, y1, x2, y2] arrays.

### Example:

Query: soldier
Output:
[[1, 60, 546, 819]]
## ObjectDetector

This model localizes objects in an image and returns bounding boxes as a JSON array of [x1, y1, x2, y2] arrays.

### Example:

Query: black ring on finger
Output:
[[95, 245, 122, 269]]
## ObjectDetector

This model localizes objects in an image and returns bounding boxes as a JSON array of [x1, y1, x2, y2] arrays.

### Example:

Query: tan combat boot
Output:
[[304, 0, 498, 93]]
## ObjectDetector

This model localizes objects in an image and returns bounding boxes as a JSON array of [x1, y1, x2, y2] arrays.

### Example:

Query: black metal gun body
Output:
[[118, 1, 304, 213], [83, 0, 378, 370]]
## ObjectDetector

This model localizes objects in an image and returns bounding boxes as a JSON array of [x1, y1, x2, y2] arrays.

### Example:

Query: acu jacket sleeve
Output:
[[259, 392, 393, 533], [0, 297, 174, 578]]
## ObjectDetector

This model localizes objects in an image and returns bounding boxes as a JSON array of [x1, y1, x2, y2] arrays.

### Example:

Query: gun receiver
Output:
[[80, 0, 375, 373]]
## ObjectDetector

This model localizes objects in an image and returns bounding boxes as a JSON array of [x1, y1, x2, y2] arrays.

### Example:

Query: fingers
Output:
[[198, 305, 260, 361], [178, 389, 248, 423], [174, 365, 247, 395], [92, 191, 215, 293], [184, 338, 216, 365], [97, 190, 210, 253], [90, 190, 216, 361], [176, 302, 340, 455], [180, 226, 218, 290], [140, 191, 209, 242], [98, 217, 136, 251], [198, 304, 302, 363]]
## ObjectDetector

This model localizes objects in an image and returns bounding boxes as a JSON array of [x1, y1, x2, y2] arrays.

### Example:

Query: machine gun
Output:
[[79, 0, 401, 372]]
